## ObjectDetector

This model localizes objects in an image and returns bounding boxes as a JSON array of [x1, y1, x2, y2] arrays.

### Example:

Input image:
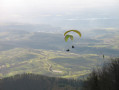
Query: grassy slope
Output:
[[0, 48, 104, 78]]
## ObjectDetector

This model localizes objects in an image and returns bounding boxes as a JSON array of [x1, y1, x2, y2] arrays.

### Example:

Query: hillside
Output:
[[0, 48, 100, 78], [0, 73, 82, 90], [1, 58, 119, 90]]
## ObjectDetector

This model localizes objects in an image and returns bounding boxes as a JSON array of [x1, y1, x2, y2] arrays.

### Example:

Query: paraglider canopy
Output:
[[64, 30, 81, 37], [66, 49, 70, 52], [64, 34, 74, 42]]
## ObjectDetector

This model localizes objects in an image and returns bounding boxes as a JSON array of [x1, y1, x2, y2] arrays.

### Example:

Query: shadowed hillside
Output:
[[0, 73, 83, 90]]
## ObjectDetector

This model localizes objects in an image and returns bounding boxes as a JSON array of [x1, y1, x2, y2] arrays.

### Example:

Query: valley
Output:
[[0, 48, 100, 78], [0, 26, 119, 79]]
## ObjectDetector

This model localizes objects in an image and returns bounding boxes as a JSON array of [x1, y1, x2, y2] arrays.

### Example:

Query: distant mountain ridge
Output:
[[0, 23, 64, 33]]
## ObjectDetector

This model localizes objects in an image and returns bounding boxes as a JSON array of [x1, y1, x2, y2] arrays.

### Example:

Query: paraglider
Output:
[[64, 30, 81, 51], [72, 45, 75, 48], [103, 54, 105, 59], [66, 49, 70, 52]]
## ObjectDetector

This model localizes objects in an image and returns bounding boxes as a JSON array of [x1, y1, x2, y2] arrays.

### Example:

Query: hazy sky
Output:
[[0, 0, 119, 24]]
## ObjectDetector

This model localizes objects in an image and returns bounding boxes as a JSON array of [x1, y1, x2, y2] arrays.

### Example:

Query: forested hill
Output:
[[0, 58, 119, 90], [0, 73, 83, 90]]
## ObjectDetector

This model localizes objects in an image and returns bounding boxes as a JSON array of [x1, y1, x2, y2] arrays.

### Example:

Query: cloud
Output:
[[66, 18, 113, 21], [56, 15, 63, 17], [0, 0, 118, 23]]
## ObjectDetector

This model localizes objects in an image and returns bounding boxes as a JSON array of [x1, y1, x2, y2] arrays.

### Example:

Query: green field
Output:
[[0, 48, 106, 78]]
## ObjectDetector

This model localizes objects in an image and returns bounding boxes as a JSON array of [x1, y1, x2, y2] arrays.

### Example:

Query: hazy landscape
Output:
[[0, 0, 119, 89], [0, 23, 118, 79]]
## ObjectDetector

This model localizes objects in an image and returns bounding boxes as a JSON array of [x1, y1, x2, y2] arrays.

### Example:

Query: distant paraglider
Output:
[[72, 45, 75, 48], [64, 30, 81, 51], [66, 49, 70, 52], [103, 54, 105, 59]]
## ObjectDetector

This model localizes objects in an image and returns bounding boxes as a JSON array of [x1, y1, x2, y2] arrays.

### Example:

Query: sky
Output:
[[0, 0, 119, 28]]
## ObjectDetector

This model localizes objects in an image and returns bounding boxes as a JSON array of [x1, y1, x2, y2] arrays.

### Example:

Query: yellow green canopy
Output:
[[65, 35, 74, 42], [64, 30, 81, 37]]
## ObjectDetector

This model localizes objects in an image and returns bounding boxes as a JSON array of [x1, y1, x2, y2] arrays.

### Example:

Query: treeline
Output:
[[83, 58, 119, 90], [0, 73, 83, 90]]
